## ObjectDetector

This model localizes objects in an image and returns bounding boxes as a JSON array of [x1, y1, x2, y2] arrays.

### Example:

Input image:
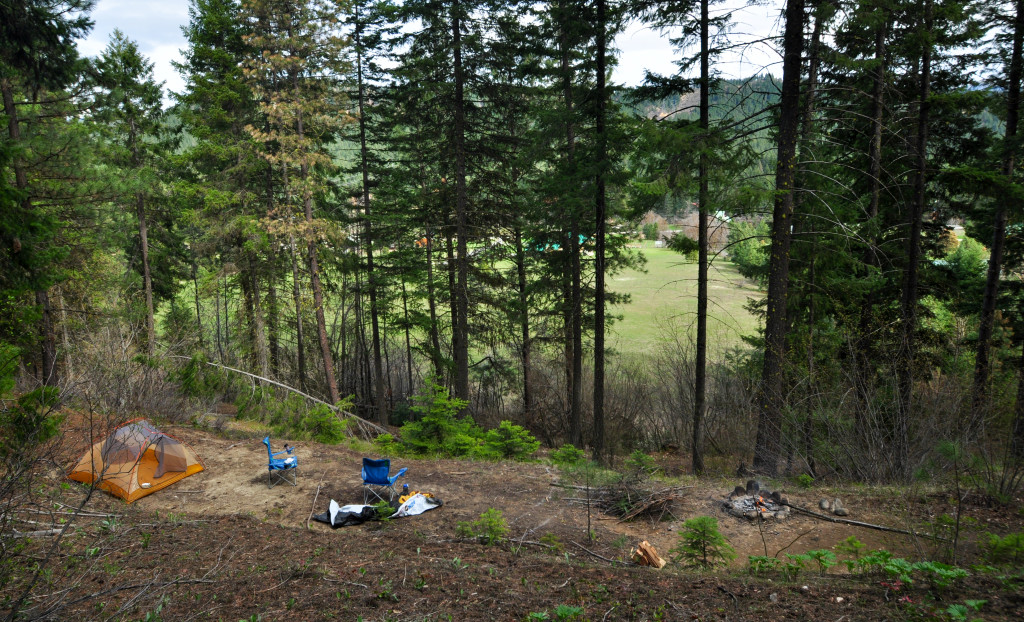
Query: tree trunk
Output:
[[753, 0, 805, 476], [248, 257, 270, 379], [267, 277, 280, 377], [854, 8, 889, 428], [136, 192, 156, 356], [559, 0, 582, 448], [693, 0, 710, 476], [354, 10, 388, 426], [192, 256, 204, 351], [290, 232, 307, 391], [593, 0, 608, 462], [294, 92, 341, 404], [514, 228, 534, 419], [1013, 340, 1024, 459], [401, 278, 414, 392], [451, 0, 470, 404], [424, 229, 444, 380], [973, 0, 1023, 418], [3, 78, 59, 387], [896, 0, 933, 480]]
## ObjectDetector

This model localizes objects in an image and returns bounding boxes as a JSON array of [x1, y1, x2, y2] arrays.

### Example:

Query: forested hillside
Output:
[[3, 0, 1023, 489]]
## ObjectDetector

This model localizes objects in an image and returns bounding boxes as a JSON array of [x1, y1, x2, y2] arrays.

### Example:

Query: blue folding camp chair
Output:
[[361, 458, 407, 502], [263, 437, 298, 489]]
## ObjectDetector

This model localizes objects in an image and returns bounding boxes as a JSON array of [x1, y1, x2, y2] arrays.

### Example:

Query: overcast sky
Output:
[[76, 0, 784, 105]]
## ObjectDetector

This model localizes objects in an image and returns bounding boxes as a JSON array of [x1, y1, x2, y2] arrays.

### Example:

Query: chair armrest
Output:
[[389, 467, 408, 484], [271, 448, 292, 458]]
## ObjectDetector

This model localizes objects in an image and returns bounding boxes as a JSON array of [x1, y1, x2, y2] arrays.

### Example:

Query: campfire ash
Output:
[[723, 480, 790, 520]]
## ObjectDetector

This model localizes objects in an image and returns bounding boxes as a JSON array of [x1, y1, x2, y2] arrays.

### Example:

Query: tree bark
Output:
[[514, 228, 534, 419], [354, 9, 388, 426], [753, 0, 805, 475], [593, 0, 608, 462], [896, 0, 933, 479], [2, 78, 59, 387], [559, 0, 582, 448], [693, 0, 710, 476], [135, 191, 156, 356], [267, 277, 280, 377], [289, 232, 307, 391], [451, 0, 471, 404], [973, 0, 1023, 418]]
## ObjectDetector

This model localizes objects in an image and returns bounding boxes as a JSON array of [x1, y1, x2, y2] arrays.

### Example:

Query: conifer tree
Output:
[[94, 30, 169, 356], [241, 0, 353, 405]]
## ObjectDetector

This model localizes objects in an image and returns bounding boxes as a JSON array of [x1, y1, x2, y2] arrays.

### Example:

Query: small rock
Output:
[[745, 510, 759, 519], [818, 498, 832, 512], [800, 585, 810, 593], [769, 593, 778, 603], [832, 498, 847, 516], [730, 485, 746, 499], [770, 490, 782, 504], [835, 597, 844, 604]]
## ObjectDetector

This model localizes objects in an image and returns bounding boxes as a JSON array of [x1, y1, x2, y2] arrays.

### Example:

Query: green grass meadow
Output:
[[607, 242, 762, 356]]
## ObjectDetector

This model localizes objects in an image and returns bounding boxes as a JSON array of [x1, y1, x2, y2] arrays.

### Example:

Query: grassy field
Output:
[[607, 242, 762, 356]]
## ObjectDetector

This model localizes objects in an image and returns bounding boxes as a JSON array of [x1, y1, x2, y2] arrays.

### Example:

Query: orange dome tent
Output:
[[69, 419, 204, 503]]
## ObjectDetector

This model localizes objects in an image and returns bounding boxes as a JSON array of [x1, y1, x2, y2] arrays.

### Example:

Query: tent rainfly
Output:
[[69, 418, 204, 502]]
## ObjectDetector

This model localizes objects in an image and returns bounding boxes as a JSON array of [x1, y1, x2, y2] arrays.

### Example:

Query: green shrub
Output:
[[748, 555, 781, 576], [796, 473, 814, 489], [303, 405, 348, 444], [806, 549, 837, 574], [984, 532, 1024, 566], [0, 387, 63, 462], [456, 508, 508, 545], [480, 421, 540, 460], [550, 444, 585, 466], [913, 561, 968, 591], [669, 516, 735, 569], [372, 501, 395, 522], [400, 381, 475, 456], [623, 450, 659, 480], [782, 553, 810, 581], [373, 433, 404, 456]]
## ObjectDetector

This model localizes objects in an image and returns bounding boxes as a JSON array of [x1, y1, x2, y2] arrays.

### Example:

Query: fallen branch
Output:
[[167, 356, 386, 439], [306, 471, 328, 530], [787, 504, 947, 541], [570, 540, 634, 566], [10, 529, 64, 538]]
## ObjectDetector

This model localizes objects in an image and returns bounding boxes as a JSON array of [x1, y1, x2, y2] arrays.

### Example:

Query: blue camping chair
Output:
[[361, 458, 407, 502], [263, 437, 298, 489]]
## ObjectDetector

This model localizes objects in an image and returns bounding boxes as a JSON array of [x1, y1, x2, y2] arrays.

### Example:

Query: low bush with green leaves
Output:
[[373, 433, 404, 456], [478, 421, 540, 460], [984, 531, 1024, 566], [669, 516, 735, 569], [550, 444, 585, 466], [748, 555, 781, 576], [399, 381, 475, 455], [302, 405, 349, 444], [456, 508, 508, 545], [398, 381, 540, 461], [623, 450, 659, 480]]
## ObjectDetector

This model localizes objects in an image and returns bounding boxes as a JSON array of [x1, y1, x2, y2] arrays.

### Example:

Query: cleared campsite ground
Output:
[[8, 419, 1023, 621]]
